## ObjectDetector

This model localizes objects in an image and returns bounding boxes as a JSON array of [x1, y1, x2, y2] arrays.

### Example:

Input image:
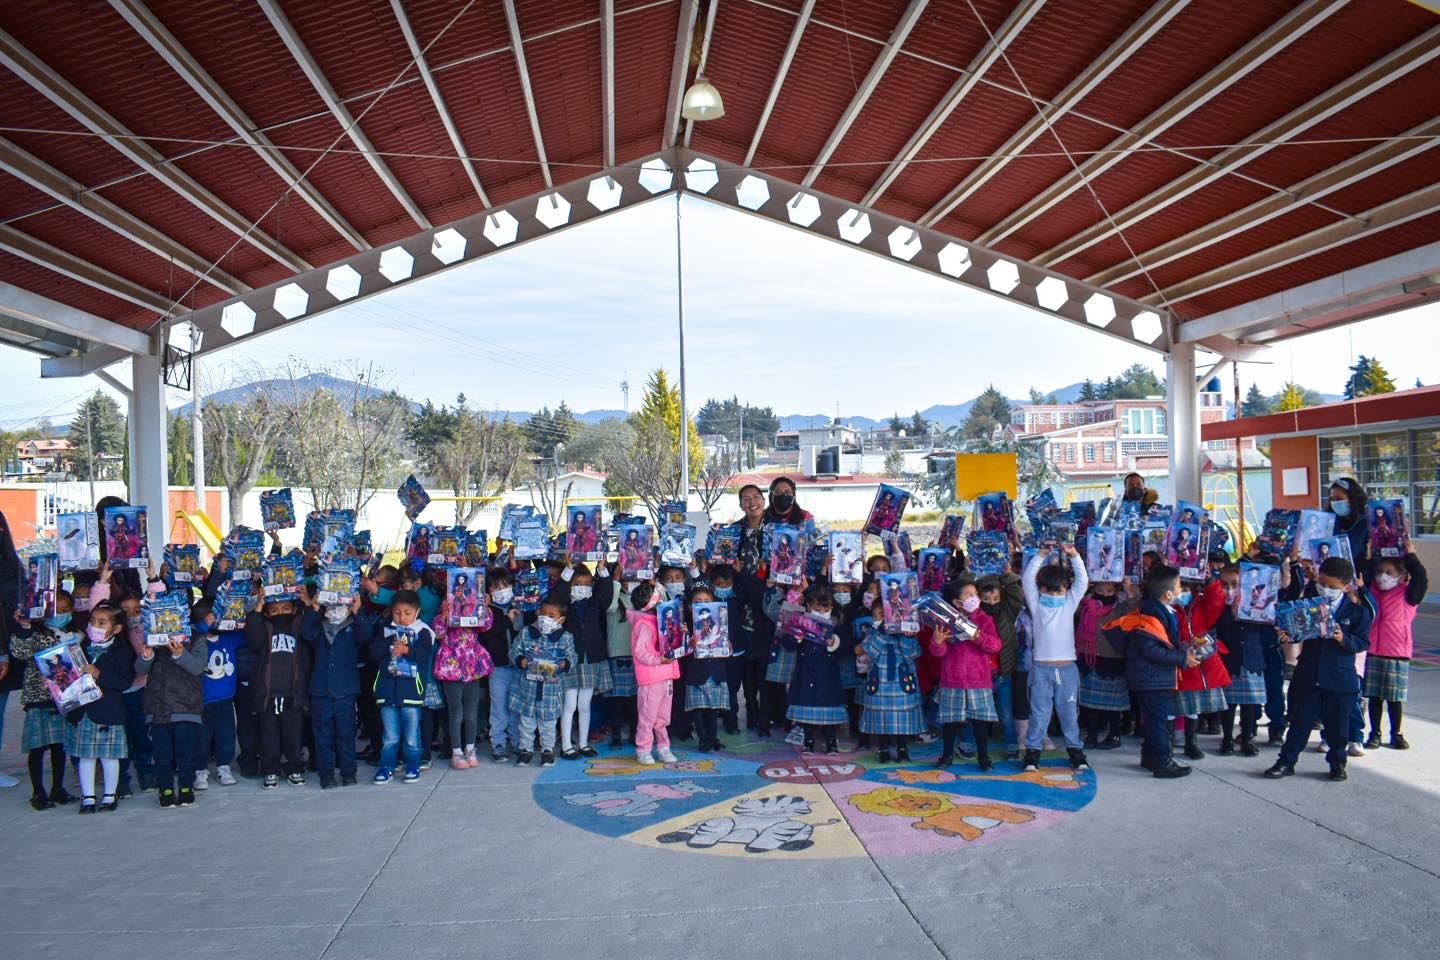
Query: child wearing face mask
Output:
[[430, 587, 496, 771], [657, 565, 695, 742], [1363, 549, 1427, 750], [479, 568, 522, 762], [829, 578, 863, 744], [65, 601, 134, 813], [629, 583, 679, 765], [606, 572, 640, 749], [1077, 580, 1127, 751], [707, 565, 748, 735], [194, 599, 243, 790], [370, 590, 435, 782], [1168, 575, 1228, 762], [976, 566, 1025, 757], [246, 595, 311, 789], [136, 588, 210, 808], [299, 590, 370, 787], [1213, 565, 1270, 757], [682, 583, 730, 753], [559, 565, 613, 760], [1268, 557, 1374, 781], [10, 591, 81, 809], [1020, 545, 1090, 773], [857, 594, 924, 763], [508, 598, 575, 768], [781, 584, 846, 755], [931, 580, 1002, 769]]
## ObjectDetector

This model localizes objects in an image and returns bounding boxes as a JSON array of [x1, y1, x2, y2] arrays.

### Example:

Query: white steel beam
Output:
[[500, 0, 553, 189], [800, 0, 928, 188], [662, 0, 701, 149], [1177, 239, 1440, 343], [920, 0, 1189, 226], [0, 224, 174, 315], [863, 0, 1046, 206], [1167, 340, 1200, 502], [744, 0, 814, 166], [257, 0, 431, 230], [112, 0, 368, 252], [969, 0, 1345, 245], [1038, 25, 1440, 268], [1088, 116, 1440, 288], [601, 0, 616, 166], [389, 0, 491, 208], [681, 0, 720, 148], [0, 27, 309, 272], [0, 280, 153, 354], [128, 350, 170, 561], [1146, 183, 1440, 308], [0, 136, 246, 296], [40, 345, 128, 378]]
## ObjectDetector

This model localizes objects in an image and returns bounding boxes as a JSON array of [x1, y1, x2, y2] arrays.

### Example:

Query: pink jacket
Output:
[[629, 608, 678, 685], [432, 603, 495, 683], [1368, 583, 1419, 659], [928, 607, 1002, 689]]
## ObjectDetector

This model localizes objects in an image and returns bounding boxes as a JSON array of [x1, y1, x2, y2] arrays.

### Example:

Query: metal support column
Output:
[[128, 350, 169, 564], [1166, 341, 1200, 504]]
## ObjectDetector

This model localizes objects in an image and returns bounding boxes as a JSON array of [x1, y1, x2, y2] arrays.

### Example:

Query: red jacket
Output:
[[929, 608, 1002, 689], [1176, 579, 1231, 692]]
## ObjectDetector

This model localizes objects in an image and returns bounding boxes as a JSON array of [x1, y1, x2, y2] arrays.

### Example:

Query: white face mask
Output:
[[1375, 573, 1400, 591], [663, 582, 685, 599], [536, 615, 561, 635], [833, 591, 851, 606], [491, 588, 514, 605], [1224, 588, 1239, 605], [324, 605, 349, 624], [1320, 586, 1345, 605], [571, 586, 593, 601]]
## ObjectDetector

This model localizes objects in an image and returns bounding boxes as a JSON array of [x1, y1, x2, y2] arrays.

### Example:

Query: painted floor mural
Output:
[[533, 737, 1097, 859]]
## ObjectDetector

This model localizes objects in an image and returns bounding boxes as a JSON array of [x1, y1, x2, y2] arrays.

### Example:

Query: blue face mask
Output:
[[374, 587, 397, 606], [45, 613, 72, 630], [1039, 594, 1066, 610], [715, 586, 735, 600], [1174, 591, 1193, 607], [1331, 499, 1351, 518]]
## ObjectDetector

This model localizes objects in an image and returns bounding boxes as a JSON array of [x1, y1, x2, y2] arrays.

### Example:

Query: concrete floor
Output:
[[4, 606, 1440, 960]]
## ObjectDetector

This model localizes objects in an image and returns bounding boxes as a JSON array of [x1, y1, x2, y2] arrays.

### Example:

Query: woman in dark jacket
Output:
[[1328, 478, 1371, 572]]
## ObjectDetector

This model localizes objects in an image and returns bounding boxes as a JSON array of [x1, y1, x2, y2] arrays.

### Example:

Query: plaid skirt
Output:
[[686, 678, 731, 711], [64, 715, 129, 759], [1363, 655, 1409, 703], [1170, 686, 1226, 717], [936, 686, 998, 724], [1225, 669, 1267, 706], [22, 708, 66, 751], [508, 676, 565, 721], [787, 701, 847, 725], [423, 679, 445, 709], [765, 645, 797, 684], [837, 657, 860, 691], [860, 685, 926, 735], [565, 659, 614, 693], [607, 658, 637, 698], [1079, 673, 1130, 712]]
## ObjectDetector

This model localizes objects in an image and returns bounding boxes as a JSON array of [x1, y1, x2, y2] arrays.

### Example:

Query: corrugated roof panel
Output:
[[0, 176, 61, 224], [18, 206, 202, 303], [611, 0, 676, 160], [433, 50, 548, 206], [685, 0, 796, 166], [522, 18, 605, 173], [413, 0, 517, 69], [0, 249, 142, 325]]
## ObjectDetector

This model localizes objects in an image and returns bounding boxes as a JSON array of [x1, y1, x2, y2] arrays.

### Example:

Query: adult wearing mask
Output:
[[1121, 472, 1158, 516], [764, 476, 813, 527], [1329, 478, 1371, 572], [733, 485, 770, 729], [0, 509, 23, 787]]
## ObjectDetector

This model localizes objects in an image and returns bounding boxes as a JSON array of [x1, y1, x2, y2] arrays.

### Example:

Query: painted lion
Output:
[[848, 786, 1036, 841]]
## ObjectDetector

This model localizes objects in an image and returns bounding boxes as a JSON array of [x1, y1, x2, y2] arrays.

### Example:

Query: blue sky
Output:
[[2, 193, 1437, 428]]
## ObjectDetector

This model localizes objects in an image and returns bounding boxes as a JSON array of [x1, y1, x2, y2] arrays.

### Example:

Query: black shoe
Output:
[[756, 725, 771, 738], [896, 746, 911, 762], [1067, 748, 1089, 771], [935, 754, 953, 769], [540, 750, 555, 767], [1264, 761, 1295, 779], [609, 733, 622, 749], [78, 798, 97, 815], [1083, 732, 1097, 749], [857, 734, 871, 749], [1022, 749, 1041, 772], [159, 787, 177, 808], [515, 751, 533, 767], [957, 746, 976, 759], [29, 793, 55, 811], [1140, 755, 1157, 772], [1328, 762, 1348, 782], [50, 788, 75, 805], [341, 774, 358, 786], [803, 739, 816, 754], [1364, 735, 1382, 750], [1095, 735, 1122, 750], [1184, 742, 1205, 761], [560, 748, 581, 761], [99, 796, 118, 812], [1267, 728, 1285, 746], [320, 776, 338, 790], [177, 787, 195, 807], [695, 741, 714, 754], [825, 738, 839, 755], [1219, 739, 1234, 756], [1239, 738, 1260, 757], [978, 754, 993, 772], [722, 719, 739, 735], [877, 749, 892, 763], [579, 745, 599, 758], [1390, 734, 1410, 750], [1153, 759, 1192, 779]]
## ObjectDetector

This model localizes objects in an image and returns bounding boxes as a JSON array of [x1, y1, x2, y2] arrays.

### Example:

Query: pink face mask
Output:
[[643, 592, 661, 612], [85, 625, 111, 644], [960, 596, 981, 613]]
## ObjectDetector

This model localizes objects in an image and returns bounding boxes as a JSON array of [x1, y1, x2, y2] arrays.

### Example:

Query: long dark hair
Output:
[[1329, 477, 1368, 529]]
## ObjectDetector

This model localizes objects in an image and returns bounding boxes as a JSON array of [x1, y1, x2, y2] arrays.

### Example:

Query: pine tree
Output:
[[69, 391, 126, 480], [1240, 383, 1272, 418], [1276, 382, 1307, 412], [1078, 379, 1097, 402], [909, 411, 928, 437], [888, 413, 905, 433], [631, 369, 704, 481], [1344, 355, 1397, 399], [963, 386, 1012, 440]]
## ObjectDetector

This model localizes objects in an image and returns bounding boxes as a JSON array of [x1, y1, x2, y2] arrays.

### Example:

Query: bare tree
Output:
[[600, 417, 683, 520], [527, 460, 574, 526], [434, 406, 526, 524], [202, 362, 287, 526], [696, 446, 739, 515]]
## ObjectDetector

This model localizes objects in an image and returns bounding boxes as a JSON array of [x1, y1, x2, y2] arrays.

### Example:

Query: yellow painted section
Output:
[[177, 510, 223, 554], [954, 452, 1018, 500], [627, 783, 864, 859]]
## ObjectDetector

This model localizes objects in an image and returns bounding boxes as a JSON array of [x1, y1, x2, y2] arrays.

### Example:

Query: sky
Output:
[[3, 193, 1438, 430]]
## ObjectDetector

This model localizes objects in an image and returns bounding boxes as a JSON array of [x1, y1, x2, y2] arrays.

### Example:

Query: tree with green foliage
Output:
[[888, 413, 905, 433], [168, 410, 192, 487], [909, 411, 929, 437], [1027, 388, 1044, 404], [602, 369, 703, 514], [961, 385, 1011, 440], [1344, 355, 1397, 399], [1078, 379, 1097, 402], [695, 397, 779, 445], [1240, 383, 1273, 418], [523, 403, 578, 456], [69, 391, 126, 480], [561, 418, 634, 471], [1275, 382, 1308, 412]]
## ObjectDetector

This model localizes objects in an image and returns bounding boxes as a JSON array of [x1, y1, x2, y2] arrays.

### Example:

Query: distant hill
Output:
[[175, 372, 420, 415]]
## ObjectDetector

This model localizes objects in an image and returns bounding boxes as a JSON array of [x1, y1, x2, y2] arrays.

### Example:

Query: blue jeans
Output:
[[312, 694, 358, 778], [487, 666, 521, 751], [201, 699, 237, 766], [380, 705, 421, 772], [150, 721, 200, 792], [1025, 663, 1082, 750], [1261, 643, 1286, 733], [992, 673, 1016, 750]]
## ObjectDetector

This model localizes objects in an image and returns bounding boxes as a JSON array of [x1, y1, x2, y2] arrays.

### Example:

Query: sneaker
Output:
[[635, 752, 654, 766], [540, 751, 555, 767], [0, 771, 18, 789], [491, 746, 510, 763], [1095, 735, 1122, 751], [1389, 734, 1410, 750], [1364, 734, 1382, 750], [263, 775, 279, 789], [288, 772, 306, 786], [914, 730, 936, 745], [373, 768, 393, 784], [418, 760, 433, 772], [1313, 740, 1328, 753], [784, 726, 806, 746], [579, 745, 599, 758], [1263, 761, 1295, 779], [193, 770, 210, 791], [825, 739, 840, 756], [1068, 748, 1090, 771], [1022, 749, 1041, 772], [177, 787, 195, 807], [465, 750, 480, 768], [403, 766, 421, 782], [320, 776, 337, 790], [1153, 760, 1192, 779], [1328, 762, 1348, 782], [341, 774, 358, 786], [1347, 742, 1365, 758], [515, 751, 533, 767], [158, 788, 177, 808], [656, 747, 678, 764], [216, 765, 237, 786], [450, 754, 469, 770]]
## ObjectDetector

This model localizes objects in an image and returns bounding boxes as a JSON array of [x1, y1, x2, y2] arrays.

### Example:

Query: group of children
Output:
[[2, 488, 1428, 815]]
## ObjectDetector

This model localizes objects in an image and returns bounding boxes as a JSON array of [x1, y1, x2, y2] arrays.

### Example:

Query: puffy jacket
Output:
[[300, 608, 368, 698], [137, 634, 209, 723], [1367, 552, 1426, 658], [431, 604, 494, 683], [1215, 607, 1269, 676], [1176, 580, 1230, 692], [928, 607, 1001, 689], [369, 621, 434, 706], [1291, 588, 1374, 694], [629, 608, 678, 685], [1120, 598, 1189, 692], [73, 633, 134, 727], [978, 572, 1025, 674]]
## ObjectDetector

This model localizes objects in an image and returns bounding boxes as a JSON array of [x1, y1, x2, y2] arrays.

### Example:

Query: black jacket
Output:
[[566, 577, 614, 664], [477, 604, 516, 668], [0, 510, 24, 693], [245, 611, 311, 709], [1290, 587, 1374, 695], [1215, 608, 1271, 676], [73, 636, 135, 727], [1122, 598, 1189, 692]]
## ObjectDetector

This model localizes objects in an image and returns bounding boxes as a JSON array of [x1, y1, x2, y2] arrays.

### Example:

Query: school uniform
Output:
[[64, 633, 134, 759], [858, 620, 924, 736], [1364, 552, 1427, 704], [1117, 598, 1189, 768], [630, 607, 679, 754], [135, 630, 210, 792], [781, 618, 846, 727], [1215, 609, 1269, 707], [507, 625, 576, 753], [1077, 596, 1129, 714], [1277, 588, 1375, 769], [1169, 580, 1230, 718], [301, 609, 371, 780], [564, 579, 614, 693], [931, 608, 1002, 724], [7, 624, 73, 751]]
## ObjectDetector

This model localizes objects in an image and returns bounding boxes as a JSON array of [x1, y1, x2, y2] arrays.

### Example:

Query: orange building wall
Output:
[[166, 489, 225, 545], [1269, 436, 1321, 510], [0, 488, 42, 544]]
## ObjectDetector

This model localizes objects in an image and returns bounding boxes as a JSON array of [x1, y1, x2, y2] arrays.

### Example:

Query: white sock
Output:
[[577, 688, 594, 746], [78, 758, 96, 799], [100, 759, 119, 796], [560, 689, 579, 751], [451, 747, 463, 757]]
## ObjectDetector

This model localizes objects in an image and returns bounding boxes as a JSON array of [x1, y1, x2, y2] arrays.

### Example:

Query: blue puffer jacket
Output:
[[1119, 598, 1189, 692], [301, 608, 375, 698]]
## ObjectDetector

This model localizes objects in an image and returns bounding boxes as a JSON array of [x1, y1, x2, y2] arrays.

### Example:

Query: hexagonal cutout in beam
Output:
[[587, 176, 623, 212], [483, 210, 520, 247], [735, 175, 769, 211], [638, 159, 673, 194], [986, 260, 1020, 294], [684, 158, 719, 194], [326, 264, 362, 301], [1132, 311, 1164, 344], [886, 226, 922, 262], [220, 302, 256, 339], [786, 192, 821, 228], [837, 208, 871, 244], [535, 193, 572, 230], [273, 282, 309, 320], [1035, 276, 1068, 312], [432, 228, 465, 265], [1083, 293, 1116, 328], [937, 242, 971, 278], [378, 247, 414, 283]]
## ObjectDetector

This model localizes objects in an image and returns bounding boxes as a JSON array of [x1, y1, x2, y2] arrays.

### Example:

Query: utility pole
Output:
[[190, 324, 205, 520], [674, 192, 689, 503], [85, 401, 96, 507]]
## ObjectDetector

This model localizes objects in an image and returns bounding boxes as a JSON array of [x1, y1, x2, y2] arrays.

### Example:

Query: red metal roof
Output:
[[0, 0, 1435, 340], [1202, 384, 1440, 441]]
